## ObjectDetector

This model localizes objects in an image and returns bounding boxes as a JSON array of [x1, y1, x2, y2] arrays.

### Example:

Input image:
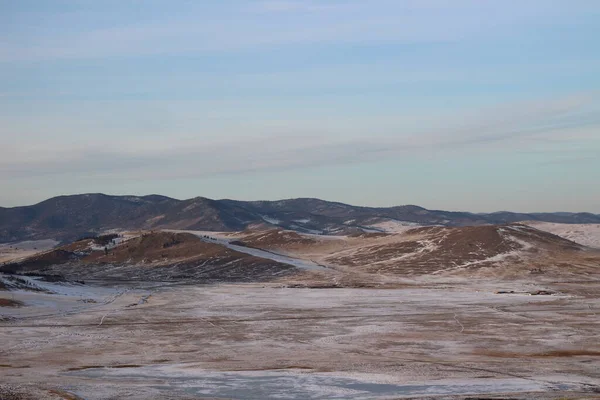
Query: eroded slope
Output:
[[0, 232, 296, 283]]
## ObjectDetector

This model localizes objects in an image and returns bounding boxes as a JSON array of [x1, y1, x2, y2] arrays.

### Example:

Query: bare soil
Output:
[[1, 232, 297, 283], [1, 277, 599, 399], [0, 298, 23, 307], [1, 225, 600, 399]]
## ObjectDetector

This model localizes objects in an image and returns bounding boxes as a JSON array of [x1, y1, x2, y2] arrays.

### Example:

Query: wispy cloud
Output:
[[250, 0, 351, 13], [2, 0, 590, 62], [2, 1, 600, 211], [1, 93, 597, 181]]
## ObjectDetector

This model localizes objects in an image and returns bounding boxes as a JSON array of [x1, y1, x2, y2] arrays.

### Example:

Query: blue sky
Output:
[[1, 0, 599, 212]]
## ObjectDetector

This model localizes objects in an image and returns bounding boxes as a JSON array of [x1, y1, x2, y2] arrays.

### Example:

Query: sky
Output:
[[1, 0, 599, 212]]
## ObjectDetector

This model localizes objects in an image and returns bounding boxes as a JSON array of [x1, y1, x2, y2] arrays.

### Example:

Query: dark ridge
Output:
[[1, 193, 599, 243]]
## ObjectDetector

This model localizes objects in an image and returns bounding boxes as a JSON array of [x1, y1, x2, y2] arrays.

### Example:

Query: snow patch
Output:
[[366, 219, 421, 233], [524, 222, 600, 249], [261, 215, 281, 225], [293, 218, 311, 224]]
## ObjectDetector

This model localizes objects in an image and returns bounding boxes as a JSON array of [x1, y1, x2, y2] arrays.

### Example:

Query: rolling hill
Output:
[[1, 193, 599, 243], [0, 231, 295, 283]]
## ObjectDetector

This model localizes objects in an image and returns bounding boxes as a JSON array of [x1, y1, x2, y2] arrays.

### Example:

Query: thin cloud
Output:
[[1, 93, 597, 181], [251, 1, 351, 13], [1, 1, 587, 63]]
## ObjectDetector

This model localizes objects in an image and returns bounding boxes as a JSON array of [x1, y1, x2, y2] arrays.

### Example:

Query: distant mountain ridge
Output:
[[1, 193, 599, 243]]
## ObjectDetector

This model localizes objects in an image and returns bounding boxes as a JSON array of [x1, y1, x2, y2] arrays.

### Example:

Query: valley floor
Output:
[[1, 276, 600, 399]]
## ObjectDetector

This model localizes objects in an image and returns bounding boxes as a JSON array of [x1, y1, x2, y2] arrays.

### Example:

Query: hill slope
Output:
[[233, 224, 599, 280], [321, 224, 591, 278], [1, 193, 599, 243], [0, 231, 296, 283]]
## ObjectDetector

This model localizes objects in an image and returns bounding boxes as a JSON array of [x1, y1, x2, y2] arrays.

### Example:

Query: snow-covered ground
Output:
[[293, 218, 311, 224], [0, 239, 59, 263], [2, 227, 599, 398], [261, 215, 281, 225], [181, 230, 329, 271], [68, 365, 552, 399], [524, 222, 600, 248], [225, 242, 327, 271], [0, 239, 59, 251], [364, 219, 422, 233], [0, 274, 128, 320], [2, 281, 598, 399]]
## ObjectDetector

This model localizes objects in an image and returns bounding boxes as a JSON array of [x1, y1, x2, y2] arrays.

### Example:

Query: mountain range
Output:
[[1, 193, 599, 243]]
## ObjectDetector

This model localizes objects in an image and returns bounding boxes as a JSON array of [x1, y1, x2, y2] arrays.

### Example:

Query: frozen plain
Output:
[[1, 223, 600, 399], [1, 277, 600, 399]]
